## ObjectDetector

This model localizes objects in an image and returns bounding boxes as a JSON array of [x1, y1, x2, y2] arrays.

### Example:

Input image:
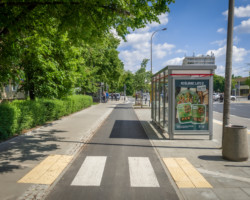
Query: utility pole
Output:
[[222, 0, 234, 144]]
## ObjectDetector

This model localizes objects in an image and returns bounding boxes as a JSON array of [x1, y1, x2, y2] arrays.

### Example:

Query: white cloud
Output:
[[223, 5, 250, 18], [215, 65, 225, 76], [211, 39, 226, 47], [217, 28, 226, 33], [207, 45, 249, 77], [154, 43, 175, 58], [119, 41, 175, 72], [134, 13, 169, 33], [211, 37, 240, 47], [176, 49, 187, 54], [163, 57, 184, 66], [234, 18, 250, 33], [118, 15, 174, 72], [207, 45, 248, 63], [119, 50, 148, 72]]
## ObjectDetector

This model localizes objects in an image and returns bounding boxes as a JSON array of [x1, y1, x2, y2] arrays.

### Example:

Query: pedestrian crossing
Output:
[[18, 155, 212, 189], [71, 156, 107, 186]]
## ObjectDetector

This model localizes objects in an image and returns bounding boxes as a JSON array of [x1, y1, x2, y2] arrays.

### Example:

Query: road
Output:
[[213, 101, 250, 130], [45, 103, 179, 200]]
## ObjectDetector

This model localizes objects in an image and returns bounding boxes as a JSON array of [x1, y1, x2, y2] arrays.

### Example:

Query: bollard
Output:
[[222, 125, 249, 161]]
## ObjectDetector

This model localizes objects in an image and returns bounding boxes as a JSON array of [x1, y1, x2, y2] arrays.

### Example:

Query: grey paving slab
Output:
[[213, 188, 250, 200], [180, 189, 219, 200], [241, 188, 250, 196]]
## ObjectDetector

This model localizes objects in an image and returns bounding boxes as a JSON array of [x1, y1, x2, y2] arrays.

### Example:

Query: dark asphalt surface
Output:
[[45, 103, 179, 200], [213, 102, 250, 118]]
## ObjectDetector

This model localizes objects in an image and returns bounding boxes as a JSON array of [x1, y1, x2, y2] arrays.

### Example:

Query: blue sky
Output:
[[117, 0, 250, 77]]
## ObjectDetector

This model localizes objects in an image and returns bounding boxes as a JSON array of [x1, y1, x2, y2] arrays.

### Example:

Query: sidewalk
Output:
[[1, 100, 250, 200], [135, 108, 250, 200], [0, 101, 118, 200]]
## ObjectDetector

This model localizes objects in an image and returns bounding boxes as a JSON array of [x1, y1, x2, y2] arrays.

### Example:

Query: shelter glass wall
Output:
[[151, 70, 168, 128], [152, 77, 155, 121], [155, 75, 159, 122], [159, 72, 164, 127], [164, 72, 168, 128]]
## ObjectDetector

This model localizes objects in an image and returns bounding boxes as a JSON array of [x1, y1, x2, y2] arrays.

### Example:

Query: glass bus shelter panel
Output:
[[160, 72, 164, 127], [151, 77, 155, 121], [164, 75, 168, 129], [155, 75, 160, 123], [174, 79, 210, 131]]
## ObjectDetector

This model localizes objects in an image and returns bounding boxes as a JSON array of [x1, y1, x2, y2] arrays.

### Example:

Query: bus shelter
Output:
[[151, 65, 217, 140]]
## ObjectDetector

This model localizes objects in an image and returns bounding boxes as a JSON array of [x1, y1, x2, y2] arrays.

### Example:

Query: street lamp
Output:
[[150, 28, 167, 74]]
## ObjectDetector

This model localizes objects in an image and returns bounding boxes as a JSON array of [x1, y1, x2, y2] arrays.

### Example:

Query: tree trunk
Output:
[[222, 0, 234, 144]]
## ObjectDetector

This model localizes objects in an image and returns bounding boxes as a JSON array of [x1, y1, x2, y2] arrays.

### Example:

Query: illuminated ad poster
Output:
[[175, 79, 209, 130]]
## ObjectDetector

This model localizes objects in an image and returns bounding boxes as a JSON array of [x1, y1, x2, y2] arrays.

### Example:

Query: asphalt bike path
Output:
[[45, 103, 179, 200]]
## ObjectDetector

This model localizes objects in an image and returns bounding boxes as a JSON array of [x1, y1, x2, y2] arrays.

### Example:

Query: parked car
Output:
[[115, 93, 120, 100], [213, 93, 220, 101], [230, 95, 237, 101]]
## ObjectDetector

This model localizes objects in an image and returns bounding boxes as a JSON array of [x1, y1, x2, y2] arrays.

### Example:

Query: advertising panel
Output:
[[175, 79, 209, 130]]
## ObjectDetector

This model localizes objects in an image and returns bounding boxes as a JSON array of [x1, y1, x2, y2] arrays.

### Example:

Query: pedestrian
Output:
[[145, 96, 147, 104], [115, 93, 117, 101], [220, 93, 223, 102], [103, 91, 106, 103], [106, 92, 109, 102], [111, 93, 113, 101]]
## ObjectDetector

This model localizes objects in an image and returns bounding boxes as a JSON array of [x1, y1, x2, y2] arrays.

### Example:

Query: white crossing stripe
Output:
[[71, 156, 107, 186], [128, 157, 160, 187]]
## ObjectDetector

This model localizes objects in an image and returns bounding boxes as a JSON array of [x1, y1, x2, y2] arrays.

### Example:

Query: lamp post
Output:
[[150, 28, 167, 74], [150, 28, 166, 116]]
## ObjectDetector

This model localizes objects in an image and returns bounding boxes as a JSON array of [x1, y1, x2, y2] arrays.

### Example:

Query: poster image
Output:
[[175, 79, 209, 130]]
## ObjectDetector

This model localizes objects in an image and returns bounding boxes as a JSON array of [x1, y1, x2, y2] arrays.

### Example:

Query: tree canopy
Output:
[[0, 0, 175, 99]]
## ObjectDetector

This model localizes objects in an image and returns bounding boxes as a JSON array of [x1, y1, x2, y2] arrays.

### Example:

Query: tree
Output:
[[1, 0, 175, 99], [222, 0, 234, 148], [213, 75, 225, 92], [134, 59, 151, 92], [117, 70, 135, 95]]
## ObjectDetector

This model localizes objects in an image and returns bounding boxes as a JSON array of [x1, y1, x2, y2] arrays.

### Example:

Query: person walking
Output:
[[106, 92, 109, 102]]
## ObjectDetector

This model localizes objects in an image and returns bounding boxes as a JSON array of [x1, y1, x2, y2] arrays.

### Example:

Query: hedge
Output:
[[0, 95, 93, 140]]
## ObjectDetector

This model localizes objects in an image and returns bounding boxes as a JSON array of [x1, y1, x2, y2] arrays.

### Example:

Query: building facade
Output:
[[183, 55, 215, 65], [0, 81, 25, 102]]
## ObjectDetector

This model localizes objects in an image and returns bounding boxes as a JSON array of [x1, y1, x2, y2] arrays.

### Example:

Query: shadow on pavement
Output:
[[110, 120, 148, 139], [86, 142, 219, 150], [0, 129, 66, 174], [198, 155, 225, 161]]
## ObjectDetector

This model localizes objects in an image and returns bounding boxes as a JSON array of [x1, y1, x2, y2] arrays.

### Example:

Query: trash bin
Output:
[[222, 125, 249, 161]]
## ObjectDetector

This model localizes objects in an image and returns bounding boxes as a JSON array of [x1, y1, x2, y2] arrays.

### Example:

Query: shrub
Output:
[[0, 95, 93, 140]]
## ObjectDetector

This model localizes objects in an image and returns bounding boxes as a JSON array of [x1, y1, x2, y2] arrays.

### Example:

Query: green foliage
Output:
[[0, 95, 93, 140], [134, 59, 151, 92], [245, 77, 250, 87], [213, 74, 225, 92], [0, 0, 174, 99]]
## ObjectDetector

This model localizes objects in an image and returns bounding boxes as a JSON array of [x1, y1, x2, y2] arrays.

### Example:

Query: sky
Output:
[[117, 0, 250, 77]]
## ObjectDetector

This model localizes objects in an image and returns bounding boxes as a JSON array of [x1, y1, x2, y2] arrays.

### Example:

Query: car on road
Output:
[[230, 95, 237, 101], [115, 93, 120, 100], [213, 93, 220, 101]]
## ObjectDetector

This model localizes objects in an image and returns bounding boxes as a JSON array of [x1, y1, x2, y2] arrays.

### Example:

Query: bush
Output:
[[0, 95, 93, 140]]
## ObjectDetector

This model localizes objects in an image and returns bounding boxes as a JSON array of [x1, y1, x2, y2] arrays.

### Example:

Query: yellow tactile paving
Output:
[[18, 155, 73, 184], [162, 158, 195, 188], [163, 157, 212, 188], [176, 158, 212, 188]]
